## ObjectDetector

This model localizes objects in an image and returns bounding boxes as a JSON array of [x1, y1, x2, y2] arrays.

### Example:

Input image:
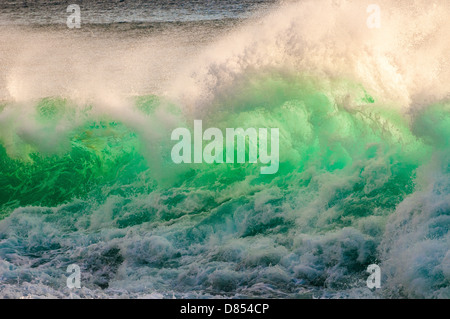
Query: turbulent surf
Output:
[[0, 0, 449, 298]]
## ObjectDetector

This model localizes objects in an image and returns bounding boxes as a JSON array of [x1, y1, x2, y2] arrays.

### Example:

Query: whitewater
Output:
[[0, 0, 449, 298]]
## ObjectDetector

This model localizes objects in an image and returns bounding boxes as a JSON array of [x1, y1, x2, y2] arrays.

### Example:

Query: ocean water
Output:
[[0, 0, 449, 298], [0, 0, 274, 24]]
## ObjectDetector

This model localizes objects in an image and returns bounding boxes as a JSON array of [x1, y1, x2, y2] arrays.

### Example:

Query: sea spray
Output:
[[0, 0, 449, 298]]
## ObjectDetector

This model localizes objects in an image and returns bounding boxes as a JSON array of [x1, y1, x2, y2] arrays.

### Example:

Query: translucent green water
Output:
[[0, 74, 448, 298]]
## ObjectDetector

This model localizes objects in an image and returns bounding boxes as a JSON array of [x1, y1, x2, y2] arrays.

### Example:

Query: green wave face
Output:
[[1, 74, 448, 298]]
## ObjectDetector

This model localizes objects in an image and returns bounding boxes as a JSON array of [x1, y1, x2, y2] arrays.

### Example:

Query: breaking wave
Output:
[[0, 0, 449, 298]]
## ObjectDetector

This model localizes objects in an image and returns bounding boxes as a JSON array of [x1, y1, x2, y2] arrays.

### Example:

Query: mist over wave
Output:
[[0, 0, 449, 298]]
